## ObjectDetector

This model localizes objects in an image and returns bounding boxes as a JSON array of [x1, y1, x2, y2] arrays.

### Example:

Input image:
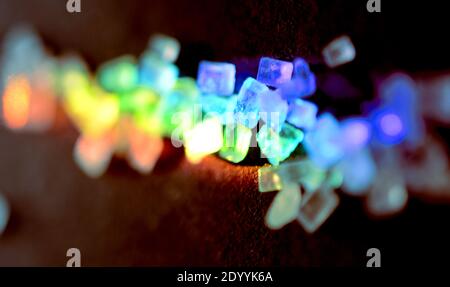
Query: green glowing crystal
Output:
[[258, 159, 326, 193], [133, 108, 162, 135], [258, 165, 284, 192], [327, 168, 344, 189], [219, 123, 252, 163], [256, 123, 304, 165], [158, 77, 200, 136], [301, 166, 327, 193], [120, 86, 159, 114], [265, 182, 302, 230], [297, 186, 339, 233], [97, 56, 139, 93]]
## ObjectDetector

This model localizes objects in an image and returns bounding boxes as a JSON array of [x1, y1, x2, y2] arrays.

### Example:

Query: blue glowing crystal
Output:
[[139, 52, 179, 92], [200, 94, 237, 124], [1, 26, 47, 84], [370, 108, 406, 146], [277, 76, 316, 103], [233, 77, 269, 128], [293, 58, 311, 78], [378, 73, 424, 147], [303, 113, 345, 168], [340, 117, 371, 153], [322, 35, 356, 68], [256, 57, 293, 88], [286, 99, 318, 130], [278, 59, 316, 102], [0, 193, 10, 235], [197, 61, 236, 96], [339, 148, 376, 195], [258, 90, 288, 132], [257, 123, 304, 165], [148, 34, 180, 63]]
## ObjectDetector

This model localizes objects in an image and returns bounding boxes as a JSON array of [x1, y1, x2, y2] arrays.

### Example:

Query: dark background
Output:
[[0, 0, 449, 266]]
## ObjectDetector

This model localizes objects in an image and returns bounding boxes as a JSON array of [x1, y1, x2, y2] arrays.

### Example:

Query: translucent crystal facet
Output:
[[258, 166, 284, 192], [148, 34, 180, 63], [278, 58, 316, 102], [322, 35, 356, 68], [197, 61, 236, 96], [219, 123, 252, 163], [257, 123, 304, 165], [293, 58, 311, 79], [303, 113, 344, 168], [139, 52, 179, 92], [257, 57, 293, 88], [258, 90, 288, 132], [200, 94, 237, 124], [258, 159, 326, 193], [233, 77, 269, 128], [286, 99, 318, 130], [278, 76, 316, 103], [265, 182, 302, 230], [297, 187, 339, 233]]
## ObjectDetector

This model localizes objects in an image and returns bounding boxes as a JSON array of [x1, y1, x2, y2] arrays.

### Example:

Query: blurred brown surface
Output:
[[0, 116, 450, 267], [0, 123, 355, 266]]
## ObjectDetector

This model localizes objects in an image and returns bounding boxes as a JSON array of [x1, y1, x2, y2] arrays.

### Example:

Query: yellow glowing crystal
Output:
[[183, 117, 223, 164]]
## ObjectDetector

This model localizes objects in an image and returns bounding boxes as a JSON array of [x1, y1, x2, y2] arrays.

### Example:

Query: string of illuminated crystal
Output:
[[1, 27, 450, 234]]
